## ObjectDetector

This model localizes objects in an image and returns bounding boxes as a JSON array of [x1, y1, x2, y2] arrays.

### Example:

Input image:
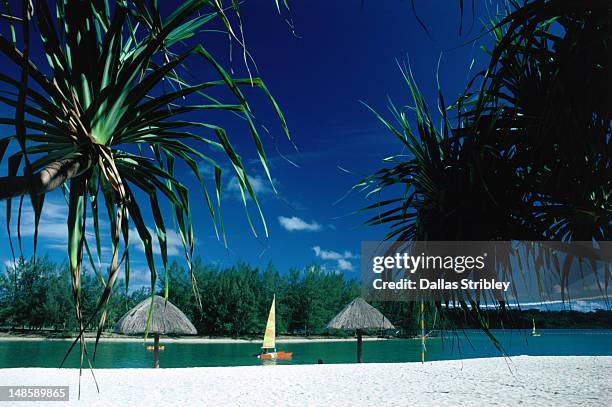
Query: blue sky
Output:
[[0, 1, 494, 288]]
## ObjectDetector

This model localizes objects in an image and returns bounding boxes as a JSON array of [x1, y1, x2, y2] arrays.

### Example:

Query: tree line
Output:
[[0, 257, 362, 336], [1, 257, 609, 337]]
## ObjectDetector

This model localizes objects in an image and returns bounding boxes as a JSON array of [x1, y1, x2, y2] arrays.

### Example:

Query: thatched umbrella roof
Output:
[[115, 295, 197, 335], [327, 298, 395, 330]]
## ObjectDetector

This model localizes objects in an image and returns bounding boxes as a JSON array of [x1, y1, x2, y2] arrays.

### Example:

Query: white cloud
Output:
[[5, 198, 110, 246], [9, 200, 69, 240], [106, 267, 157, 291], [226, 174, 274, 198], [198, 163, 216, 178], [312, 246, 357, 271], [278, 216, 322, 232], [312, 246, 357, 260], [337, 259, 353, 271], [198, 162, 229, 179], [129, 227, 184, 257], [1, 195, 187, 279]]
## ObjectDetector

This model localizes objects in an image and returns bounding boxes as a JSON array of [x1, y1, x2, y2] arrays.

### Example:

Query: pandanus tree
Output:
[[358, 0, 611, 338], [0, 0, 291, 365], [361, 0, 611, 242]]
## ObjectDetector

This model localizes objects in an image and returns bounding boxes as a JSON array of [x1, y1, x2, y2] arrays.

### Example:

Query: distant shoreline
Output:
[[0, 332, 394, 343], [1, 328, 609, 343]]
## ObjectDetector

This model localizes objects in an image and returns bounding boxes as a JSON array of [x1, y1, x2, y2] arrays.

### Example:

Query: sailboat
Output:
[[530, 318, 541, 337], [257, 295, 293, 360]]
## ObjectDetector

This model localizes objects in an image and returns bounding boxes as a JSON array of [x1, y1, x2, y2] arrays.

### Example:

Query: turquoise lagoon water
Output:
[[0, 330, 610, 368]]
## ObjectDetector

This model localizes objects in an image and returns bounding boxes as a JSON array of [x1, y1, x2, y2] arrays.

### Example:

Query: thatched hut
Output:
[[115, 295, 197, 368], [327, 297, 395, 363]]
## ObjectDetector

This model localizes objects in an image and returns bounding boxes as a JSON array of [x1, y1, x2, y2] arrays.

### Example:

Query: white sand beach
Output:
[[0, 356, 609, 406]]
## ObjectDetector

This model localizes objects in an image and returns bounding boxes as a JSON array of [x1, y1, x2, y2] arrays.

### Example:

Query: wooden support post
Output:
[[356, 329, 363, 363], [153, 333, 160, 369]]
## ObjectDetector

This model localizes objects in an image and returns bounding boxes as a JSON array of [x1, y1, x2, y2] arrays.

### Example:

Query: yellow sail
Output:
[[262, 295, 276, 349]]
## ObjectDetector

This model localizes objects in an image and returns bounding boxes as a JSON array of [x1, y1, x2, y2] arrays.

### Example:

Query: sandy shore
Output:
[[0, 356, 609, 406]]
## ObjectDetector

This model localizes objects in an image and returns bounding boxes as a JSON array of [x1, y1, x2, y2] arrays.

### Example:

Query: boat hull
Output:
[[258, 351, 293, 360]]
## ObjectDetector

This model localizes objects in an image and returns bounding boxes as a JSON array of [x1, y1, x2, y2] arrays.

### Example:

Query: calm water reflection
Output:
[[0, 330, 610, 368]]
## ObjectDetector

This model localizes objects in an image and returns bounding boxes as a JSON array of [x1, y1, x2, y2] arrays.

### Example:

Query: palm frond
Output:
[[0, 0, 292, 376]]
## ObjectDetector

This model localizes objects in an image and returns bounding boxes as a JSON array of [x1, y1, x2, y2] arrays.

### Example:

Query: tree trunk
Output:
[[153, 333, 160, 369], [356, 329, 363, 363], [0, 156, 88, 201]]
